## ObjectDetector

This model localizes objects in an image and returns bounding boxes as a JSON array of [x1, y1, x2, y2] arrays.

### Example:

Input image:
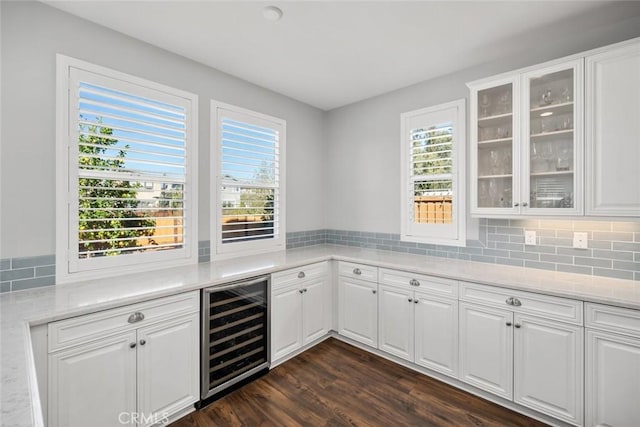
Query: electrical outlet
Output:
[[525, 230, 536, 246], [573, 232, 588, 249]]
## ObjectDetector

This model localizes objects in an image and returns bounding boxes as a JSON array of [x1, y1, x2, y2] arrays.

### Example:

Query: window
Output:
[[56, 55, 198, 283], [211, 102, 285, 257], [400, 99, 466, 246]]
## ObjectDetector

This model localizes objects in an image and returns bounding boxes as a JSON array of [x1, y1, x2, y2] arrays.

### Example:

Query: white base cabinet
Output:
[[48, 291, 200, 427], [338, 276, 378, 347], [414, 294, 458, 377], [378, 284, 414, 360], [271, 262, 330, 363]]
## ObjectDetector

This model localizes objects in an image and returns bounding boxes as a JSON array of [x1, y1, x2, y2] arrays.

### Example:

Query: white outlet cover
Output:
[[573, 232, 589, 249], [525, 230, 536, 246]]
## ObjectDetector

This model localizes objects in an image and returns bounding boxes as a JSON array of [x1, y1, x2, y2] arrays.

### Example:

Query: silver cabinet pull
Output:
[[372, 289, 377, 294], [409, 279, 420, 287], [512, 298, 522, 307], [298, 289, 304, 294], [353, 268, 362, 275], [139, 339, 146, 346], [408, 298, 413, 303], [505, 297, 514, 306], [522, 202, 529, 207], [514, 324, 522, 329], [414, 300, 419, 304], [303, 288, 308, 293], [514, 203, 520, 207], [127, 312, 145, 324], [297, 271, 306, 279], [506, 322, 512, 327], [129, 342, 137, 349]]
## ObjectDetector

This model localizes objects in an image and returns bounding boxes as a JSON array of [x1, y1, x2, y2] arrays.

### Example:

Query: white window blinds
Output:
[[213, 105, 285, 255], [58, 56, 198, 281]]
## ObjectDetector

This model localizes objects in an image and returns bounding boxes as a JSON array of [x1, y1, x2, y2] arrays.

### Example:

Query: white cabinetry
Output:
[[271, 262, 330, 364], [378, 269, 459, 378], [585, 40, 640, 216], [585, 303, 640, 427], [459, 283, 584, 426], [338, 262, 379, 347], [48, 291, 200, 427], [469, 59, 583, 216]]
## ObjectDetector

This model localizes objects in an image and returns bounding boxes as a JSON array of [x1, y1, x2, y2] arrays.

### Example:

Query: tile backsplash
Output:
[[2, 220, 639, 293]]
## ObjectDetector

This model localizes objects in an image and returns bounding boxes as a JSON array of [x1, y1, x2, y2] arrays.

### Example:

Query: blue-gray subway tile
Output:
[[391, 246, 408, 253], [510, 251, 539, 261], [613, 242, 640, 252], [593, 268, 634, 280], [0, 259, 9, 271], [486, 241, 496, 248], [0, 282, 10, 293], [487, 219, 510, 226], [407, 248, 427, 255], [376, 245, 392, 252], [592, 249, 633, 261], [470, 255, 496, 264], [524, 245, 556, 254], [416, 243, 436, 251], [488, 233, 509, 242], [557, 247, 593, 257], [496, 257, 524, 267], [538, 220, 573, 230], [466, 240, 484, 248], [510, 235, 525, 243], [198, 255, 210, 263], [635, 232, 640, 242], [612, 222, 640, 232], [575, 257, 612, 268], [556, 230, 575, 239], [496, 242, 524, 251], [0, 268, 34, 281], [588, 240, 612, 250], [539, 237, 572, 247], [540, 254, 574, 264], [528, 228, 556, 237], [525, 260, 556, 271], [612, 260, 640, 272], [557, 264, 592, 275], [436, 244, 456, 252], [35, 265, 55, 277], [635, 272, 640, 281], [487, 226, 497, 234], [458, 247, 483, 255], [427, 250, 447, 257], [593, 231, 633, 242], [509, 219, 539, 228], [455, 253, 471, 261], [11, 255, 55, 269], [198, 240, 209, 249], [479, 218, 488, 226], [482, 249, 510, 258], [495, 227, 524, 235], [11, 275, 55, 291], [574, 221, 612, 231], [375, 233, 391, 239]]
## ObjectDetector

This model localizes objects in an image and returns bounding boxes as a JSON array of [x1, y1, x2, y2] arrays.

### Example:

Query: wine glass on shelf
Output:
[[489, 149, 501, 175], [498, 91, 510, 114], [479, 93, 491, 118], [541, 88, 553, 106]]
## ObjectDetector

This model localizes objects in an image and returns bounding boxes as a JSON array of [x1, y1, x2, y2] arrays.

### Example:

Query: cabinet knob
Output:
[[505, 297, 514, 306], [512, 298, 522, 307], [514, 203, 520, 207], [414, 300, 419, 304], [299, 289, 304, 294], [297, 271, 306, 279], [372, 289, 377, 294], [353, 268, 362, 275], [408, 298, 413, 303], [514, 324, 522, 329], [127, 312, 145, 324], [409, 279, 420, 287], [129, 342, 137, 349], [303, 288, 308, 293], [506, 322, 512, 327], [522, 202, 528, 207], [139, 339, 146, 346]]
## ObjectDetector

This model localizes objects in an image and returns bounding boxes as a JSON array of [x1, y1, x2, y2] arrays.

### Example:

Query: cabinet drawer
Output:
[[48, 290, 199, 352], [378, 268, 458, 299], [586, 303, 640, 338], [337, 261, 378, 282], [271, 261, 328, 290], [460, 282, 583, 325]]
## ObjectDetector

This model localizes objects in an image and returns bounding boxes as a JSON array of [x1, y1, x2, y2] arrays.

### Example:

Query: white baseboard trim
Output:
[[270, 334, 333, 368]]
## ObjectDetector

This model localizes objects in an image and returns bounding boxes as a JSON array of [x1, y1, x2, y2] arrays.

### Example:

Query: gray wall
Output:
[[0, 1, 326, 258], [325, 3, 640, 235]]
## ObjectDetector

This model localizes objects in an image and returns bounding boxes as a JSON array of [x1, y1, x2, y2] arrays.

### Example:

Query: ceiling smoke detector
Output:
[[262, 6, 283, 22]]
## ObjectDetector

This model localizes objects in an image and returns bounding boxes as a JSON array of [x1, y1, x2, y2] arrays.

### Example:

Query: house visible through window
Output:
[[56, 55, 198, 282], [212, 103, 285, 256], [401, 99, 466, 246]]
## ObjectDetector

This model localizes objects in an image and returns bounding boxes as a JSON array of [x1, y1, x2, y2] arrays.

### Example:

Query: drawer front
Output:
[[49, 290, 199, 352], [460, 282, 583, 325], [271, 261, 329, 290], [586, 303, 640, 338], [338, 261, 378, 282], [378, 268, 458, 299]]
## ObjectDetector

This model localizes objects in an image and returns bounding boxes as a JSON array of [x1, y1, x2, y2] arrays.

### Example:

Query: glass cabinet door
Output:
[[476, 82, 516, 210], [524, 61, 582, 214]]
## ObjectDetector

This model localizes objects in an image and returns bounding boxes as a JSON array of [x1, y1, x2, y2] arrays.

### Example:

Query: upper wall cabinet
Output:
[[585, 41, 640, 216], [469, 59, 584, 217]]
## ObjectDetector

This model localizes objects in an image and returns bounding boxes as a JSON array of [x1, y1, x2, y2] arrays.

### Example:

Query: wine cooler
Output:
[[200, 276, 270, 401]]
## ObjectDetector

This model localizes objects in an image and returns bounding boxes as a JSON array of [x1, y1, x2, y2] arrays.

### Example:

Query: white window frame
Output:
[[400, 99, 466, 246], [211, 101, 286, 259], [56, 55, 198, 283]]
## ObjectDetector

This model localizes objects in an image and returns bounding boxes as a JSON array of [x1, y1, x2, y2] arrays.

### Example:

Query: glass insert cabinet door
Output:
[[523, 60, 583, 214], [473, 78, 519, 213]]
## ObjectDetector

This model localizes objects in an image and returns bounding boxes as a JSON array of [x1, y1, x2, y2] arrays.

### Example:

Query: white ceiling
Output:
[[45, 1, 636, 111]]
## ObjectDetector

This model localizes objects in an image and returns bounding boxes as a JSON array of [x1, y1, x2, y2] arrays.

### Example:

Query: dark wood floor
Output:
[[173, 338, 547, 427]]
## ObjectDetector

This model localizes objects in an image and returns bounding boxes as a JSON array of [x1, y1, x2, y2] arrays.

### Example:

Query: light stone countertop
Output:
[[2, 244, 640, 427]]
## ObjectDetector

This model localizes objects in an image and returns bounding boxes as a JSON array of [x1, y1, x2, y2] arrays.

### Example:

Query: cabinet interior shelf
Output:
[[530, 129, 573, 139], [477, 112, 512, 126], [530, 170, 573, 177], [478, 137, 512, 148], [477, 174, 513, 179], [530, 101, 574, 115]]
